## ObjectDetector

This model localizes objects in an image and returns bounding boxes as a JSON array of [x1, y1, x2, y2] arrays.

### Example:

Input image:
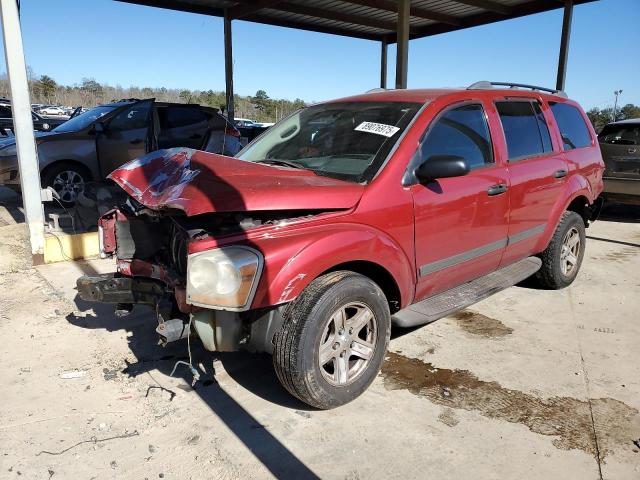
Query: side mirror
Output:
[[415, 155, 470, 183], [93, 121, 105, 134]]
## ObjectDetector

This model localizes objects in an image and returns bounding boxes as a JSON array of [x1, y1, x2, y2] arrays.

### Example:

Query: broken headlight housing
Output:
[[186, 246, 263, 311]]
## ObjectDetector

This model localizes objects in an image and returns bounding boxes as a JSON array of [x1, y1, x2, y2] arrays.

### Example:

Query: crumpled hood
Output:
[[108, 148, 365, 216]]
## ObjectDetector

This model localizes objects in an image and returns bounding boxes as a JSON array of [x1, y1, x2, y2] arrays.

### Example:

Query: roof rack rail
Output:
[[365, 87, 388, 93], [467, 81, 567, 98]]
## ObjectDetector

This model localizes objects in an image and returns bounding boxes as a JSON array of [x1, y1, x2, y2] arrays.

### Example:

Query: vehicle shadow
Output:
[[66, 149, 321, 479], [598, 202, 640, 223]]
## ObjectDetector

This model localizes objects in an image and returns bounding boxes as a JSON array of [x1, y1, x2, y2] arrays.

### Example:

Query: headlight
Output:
[[0, 144, 17, 157], [186, 246, 263, 311]]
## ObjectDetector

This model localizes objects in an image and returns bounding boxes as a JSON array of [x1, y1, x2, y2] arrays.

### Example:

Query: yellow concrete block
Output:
[[44, 231, 100, 263]]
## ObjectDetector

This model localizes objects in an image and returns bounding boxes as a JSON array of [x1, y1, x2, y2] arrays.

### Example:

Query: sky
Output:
[[0, 0, 638, 110]]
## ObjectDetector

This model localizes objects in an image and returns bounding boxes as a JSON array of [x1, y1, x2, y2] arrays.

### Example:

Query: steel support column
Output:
[[224, 10, 234, 123], [380, 37, 387, 88], [555, 0, 573, 91], [0, 0, 45, 263], [395, 0, 410, 89]]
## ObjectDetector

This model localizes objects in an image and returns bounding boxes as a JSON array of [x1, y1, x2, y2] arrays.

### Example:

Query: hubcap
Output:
[[560, 227, 581, 276], [52, 170, 85, 203], [318, 302, 377, 386]]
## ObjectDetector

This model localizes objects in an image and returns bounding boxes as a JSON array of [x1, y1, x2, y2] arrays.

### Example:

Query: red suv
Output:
[[78, 82, 604, 409]]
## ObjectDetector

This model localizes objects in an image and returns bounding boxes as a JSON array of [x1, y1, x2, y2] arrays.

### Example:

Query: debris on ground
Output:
[[36, 431, 140, 456], [59, 370, 87, 379]]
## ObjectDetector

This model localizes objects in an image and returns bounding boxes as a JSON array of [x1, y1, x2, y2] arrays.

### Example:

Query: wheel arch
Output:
[[321, 260, 402, 314], [250, 225, 415, 312], [40, 159, 93, 186], [534, 175, 595, 252]]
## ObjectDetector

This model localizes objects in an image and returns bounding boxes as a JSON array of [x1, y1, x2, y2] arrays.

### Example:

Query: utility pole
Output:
[[0, 0, 46, 263], [612, 90, 623, 122]]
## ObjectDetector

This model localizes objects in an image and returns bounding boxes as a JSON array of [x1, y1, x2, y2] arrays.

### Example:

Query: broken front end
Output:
[[77, 202, 285, 355]]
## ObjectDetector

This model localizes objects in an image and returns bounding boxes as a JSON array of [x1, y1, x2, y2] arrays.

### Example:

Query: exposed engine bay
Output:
[[78, 194, 330, 360]]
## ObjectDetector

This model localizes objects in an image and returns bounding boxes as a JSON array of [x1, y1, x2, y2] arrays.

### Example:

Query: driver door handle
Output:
[[554, 169, 568, 178], [130, 138, 143, 145], [487, 183, 508, 196], [629, 148, 637, 154]]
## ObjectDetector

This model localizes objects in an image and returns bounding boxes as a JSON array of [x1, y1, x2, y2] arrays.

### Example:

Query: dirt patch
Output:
[[450, 310, 513, 338], [0, 224, 31, 274], [602, 247, 638, 262], [437, 407, 459, 427], [381, 351, 640, 459]]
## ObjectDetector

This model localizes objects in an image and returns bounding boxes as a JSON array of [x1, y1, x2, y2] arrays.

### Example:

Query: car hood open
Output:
[[108, 148, 365, 217]]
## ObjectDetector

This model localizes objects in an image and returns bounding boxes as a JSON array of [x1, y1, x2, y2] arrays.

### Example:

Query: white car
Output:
[[39, 106, 66, 116]]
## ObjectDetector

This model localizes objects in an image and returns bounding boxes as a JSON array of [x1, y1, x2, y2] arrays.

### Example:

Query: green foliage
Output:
[[0, 70, 307, 122], [38, 75, 57, 101], [587, 103, 640, 132], [80, 78, 103, 97]]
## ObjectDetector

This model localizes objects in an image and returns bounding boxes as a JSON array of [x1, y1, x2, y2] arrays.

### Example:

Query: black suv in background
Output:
[[0, 99, 242, 204], [0, 104, 68, 134], [598, 118, 640, 205]]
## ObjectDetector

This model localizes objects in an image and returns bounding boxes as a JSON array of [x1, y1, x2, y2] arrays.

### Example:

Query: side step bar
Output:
[[392, 256, 542, 328]]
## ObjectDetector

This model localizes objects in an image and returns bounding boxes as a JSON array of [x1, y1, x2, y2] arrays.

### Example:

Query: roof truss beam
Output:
[[451, 0, 512, 15], [264, 2, 400, 32], [229, 0, 282, 20], [342, 0, 461, 26]]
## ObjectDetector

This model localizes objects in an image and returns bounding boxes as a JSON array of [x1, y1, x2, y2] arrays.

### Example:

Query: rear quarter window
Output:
[[166, 107, 207, 128], [598, 124, 640, 145], [496, 101, 553, 161], [549, 102, 592, 150]]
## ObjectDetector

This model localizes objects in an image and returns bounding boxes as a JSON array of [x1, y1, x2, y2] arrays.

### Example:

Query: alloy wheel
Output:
[[560, 226, 581, 276], [318, 302, 378, 386], [52, 170, 85, 204]]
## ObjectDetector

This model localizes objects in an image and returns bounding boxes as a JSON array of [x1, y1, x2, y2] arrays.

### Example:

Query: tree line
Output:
[[586, 104, 640, 132], [1, 70, 638, 130], [0, 70, 307, 123]]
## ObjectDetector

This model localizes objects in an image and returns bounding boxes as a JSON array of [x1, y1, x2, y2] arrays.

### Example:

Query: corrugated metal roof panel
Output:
[[116, 0, 598, 42]]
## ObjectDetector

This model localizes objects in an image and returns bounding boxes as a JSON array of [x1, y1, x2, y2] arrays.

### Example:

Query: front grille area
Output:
[[114, 215, 187, 281]]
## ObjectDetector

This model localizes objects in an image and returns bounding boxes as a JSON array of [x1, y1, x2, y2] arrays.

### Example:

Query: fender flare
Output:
[[534, 174, 594, 252], [251, 225, 415, 309]]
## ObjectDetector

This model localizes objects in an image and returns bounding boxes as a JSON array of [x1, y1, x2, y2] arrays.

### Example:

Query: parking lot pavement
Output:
[[1, 203, 639, 479]]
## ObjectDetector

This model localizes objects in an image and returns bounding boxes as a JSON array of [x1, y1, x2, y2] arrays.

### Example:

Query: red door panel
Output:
[[411, 101, 509, 302], [488, 98, 568, 267], [412, 167, 510, 301]]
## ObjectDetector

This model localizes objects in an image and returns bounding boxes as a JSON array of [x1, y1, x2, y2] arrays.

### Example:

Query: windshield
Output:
[[237, 101, 422, 183], [52, 105, 118, 133]]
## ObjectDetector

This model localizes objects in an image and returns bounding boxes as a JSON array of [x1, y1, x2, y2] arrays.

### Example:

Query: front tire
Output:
[[42, 162, 91, 207], [273, 271, 391, 409], [536, 211, 586, 289]]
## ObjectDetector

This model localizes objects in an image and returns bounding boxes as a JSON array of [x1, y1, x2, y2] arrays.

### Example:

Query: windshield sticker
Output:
[[355, 121, 400, 137]]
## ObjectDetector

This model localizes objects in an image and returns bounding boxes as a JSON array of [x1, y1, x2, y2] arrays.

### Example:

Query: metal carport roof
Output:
[[117, 0, 596, 42]]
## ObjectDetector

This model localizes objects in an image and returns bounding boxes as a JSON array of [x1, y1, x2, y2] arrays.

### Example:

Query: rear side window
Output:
[[109, 103, 151, 131], [598, 124, 639, 145], [549, 102, 592, 150], [166, 107, 206, 128], [496, 101, 553, 161], [421, 103, 493, 170]]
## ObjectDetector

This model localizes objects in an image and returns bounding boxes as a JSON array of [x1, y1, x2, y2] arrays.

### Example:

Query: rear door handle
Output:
[[628, 148, 637, 154], [554, 169, 568, 178], [130, 138, 143, 145], [189, 134, 202, 139], [487, 183, 508, 196]]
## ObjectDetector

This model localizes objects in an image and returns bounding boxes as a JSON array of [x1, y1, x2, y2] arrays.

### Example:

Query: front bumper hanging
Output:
[[77, 274, 167, 306]]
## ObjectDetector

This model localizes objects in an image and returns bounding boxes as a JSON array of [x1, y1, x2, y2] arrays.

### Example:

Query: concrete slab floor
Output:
[[0, 200, 639, 479]]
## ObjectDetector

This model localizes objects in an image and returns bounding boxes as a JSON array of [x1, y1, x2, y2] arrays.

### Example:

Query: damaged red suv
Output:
[[78, 83, 604, 409]]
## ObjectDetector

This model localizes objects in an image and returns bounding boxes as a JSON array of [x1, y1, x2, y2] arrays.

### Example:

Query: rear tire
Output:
[[273, 271, 390, 409], [535, 211, 586, 289]]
